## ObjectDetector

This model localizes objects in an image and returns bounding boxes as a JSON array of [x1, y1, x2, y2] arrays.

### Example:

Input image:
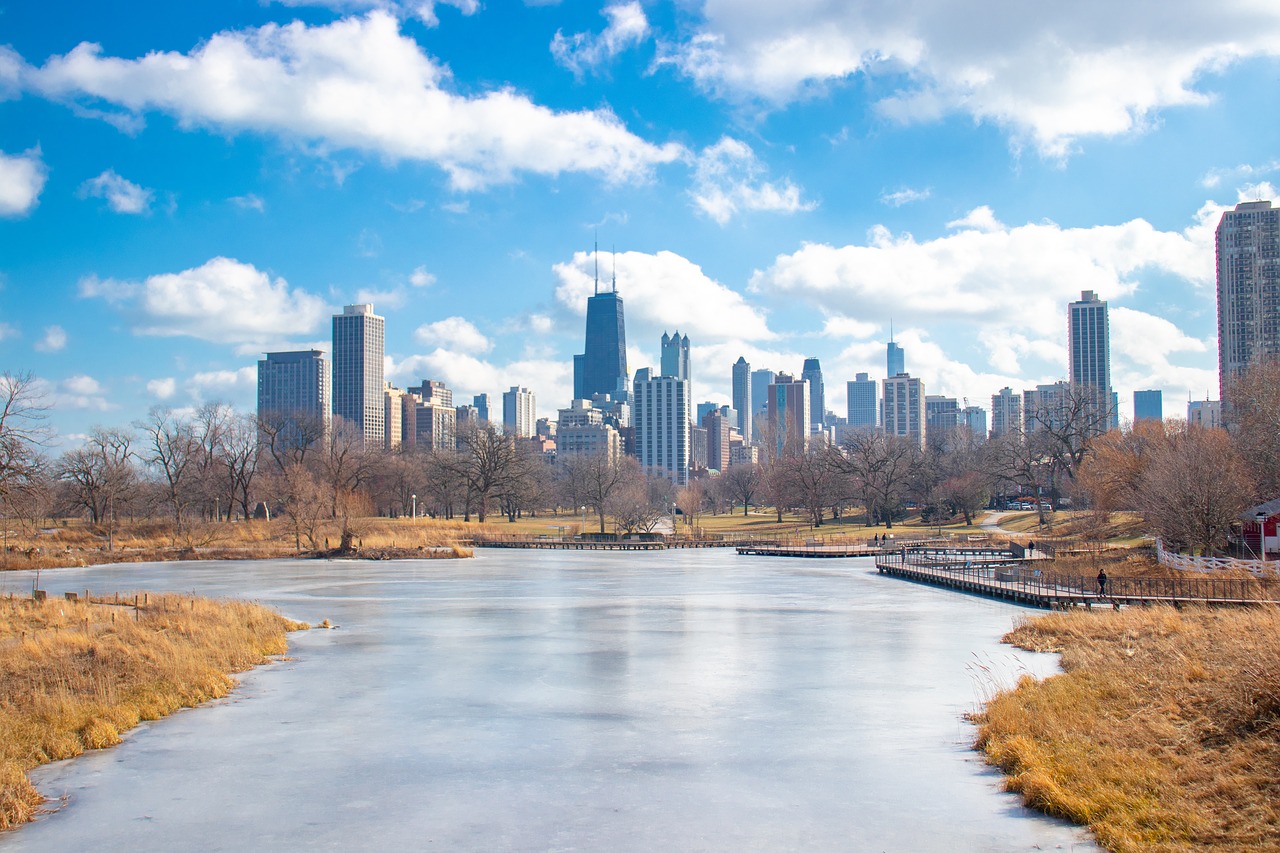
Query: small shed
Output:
[[1240, 498, 1280, 557]]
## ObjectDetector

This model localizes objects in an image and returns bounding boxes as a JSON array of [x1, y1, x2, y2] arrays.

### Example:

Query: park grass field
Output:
[[0, 594, 307, 829], [973, 605, 1280, 852]]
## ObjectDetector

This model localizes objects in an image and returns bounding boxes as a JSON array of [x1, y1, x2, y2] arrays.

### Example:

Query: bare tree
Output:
[[559, 453, 637, 533], [1225, 359, 1280, 501], [259, 409, 327, 471], [219, 412, 261, 521], [675, 480, 707, 532], [719, 463, 761, 516], [839, 431, 920, 528], [57, 428, 138, 547], [1026, 382, 1113, 487], [1137, 425, 1251, 554], [137, 407, 201, 538], [458, 423, 517, 523]]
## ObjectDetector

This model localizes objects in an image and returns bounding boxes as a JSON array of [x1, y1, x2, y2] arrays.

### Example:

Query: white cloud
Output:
[[78, 169, 154, 214], [272, 0, 478, 27], [1201, 159, 1280, 189], [880, 187, 931, 207], [0, 148, 48, 217], [34, 325, 67, 352], [551, 1, 650, 77], [59, 374, 113, 411], [0, 323, 17, 341], [27, 12, 684, 190], [662, 1, 1280, 157], [147, 377, 177, 399], [1238, 181, 1276, 203], [690, 137, 814, 225], [414, 316, 492, 354], [820, 315, 879, 339], [946, 205, 1004, 233], [229, 193, 265, 212], [81, 257, 330, 344], [188, 366, 257, 401], [553, 248, 774, 343], [409, 265, 437, 287]]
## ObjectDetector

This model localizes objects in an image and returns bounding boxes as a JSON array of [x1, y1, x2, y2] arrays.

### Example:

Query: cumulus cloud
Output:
[[690, 137, 814, 225], [25, 12, 683, 190], [34, 325, 67, 352], [272, 0, 478, 27], [662, 0, 1280, 157], [414, 316, 492, 354], [147, 377, 177, 399], [0, 148, 48, 217], [1201, 159, 1280, 189], [188, 366, 257, 402], [409, 265, 437, 288], [551, 1, 650, 77], [880, 187, 931, 207], [81, 257, 329, 344], [1239, 181, 1276, 203], [229, 193, 265, 212], [78, 169, 154, 214], [58, 374, 113, 411], [553, 247, 774, 343]]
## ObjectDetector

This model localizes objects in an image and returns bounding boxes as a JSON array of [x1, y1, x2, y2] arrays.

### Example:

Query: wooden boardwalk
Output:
[[474, 539, 665, 551], [876, 548, 1280, 609], [736, 544, 883, 558]]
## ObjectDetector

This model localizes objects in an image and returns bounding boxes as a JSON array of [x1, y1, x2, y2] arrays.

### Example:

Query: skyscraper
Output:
[[887, 340, 905, 377], [882, 373, 924, 447], [732, 356, 752, 445], [801, 357, 824, 429], [1068, 290, 1117, 430], [750, 368, 773, 439], [660, 331, 690, 380], [257, 349, 331, 446], [962, 405, 988, 438], [633, 367, 690, 485], [472, 393, 492, 423], [1133, 390, 1163, 422], [990, 387, 1022, 439], [503, 386, 536, 438], [924, 395, 960, 437], [846, 373, 878, 430], [332, 304, 385, 446], [765, 372, 810, 457], [573, 262, 629, 402], [1216, 199, 1280, 397]]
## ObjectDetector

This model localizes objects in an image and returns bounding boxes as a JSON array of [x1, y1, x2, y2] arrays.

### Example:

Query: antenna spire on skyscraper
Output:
[[593, 233, 599, 296], [611, 245, 617, 293]]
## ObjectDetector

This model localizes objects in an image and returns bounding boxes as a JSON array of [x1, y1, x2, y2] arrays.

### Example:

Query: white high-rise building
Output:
[[1068, 290, 1117, 431], [633, 367, 690, 485], [502, 386, 536, 439], [332, 304, 385, 446], [882, 373, 924, 447]]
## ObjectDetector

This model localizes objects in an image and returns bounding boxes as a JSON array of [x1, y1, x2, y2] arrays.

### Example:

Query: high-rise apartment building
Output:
[[1216, 200, 1280, 397], [573, 283, 629, 402], [765, 372, 810, 457], [990, 387, 1022, 439], [846, 373, 878, 430], [1068, 290, 1117, 430], [472, 393, 491, 424], [384, 384, 405, 450], [801, 357, 824, 429], [1023, 381, 1071, 433], [661, 331, 690, 380], [332, 304, 385, 446], [257, 349, 331, 448], [732, 356, 752, 445], [702, 408, 731, 473], [1133, 390, 1163, 422], [503, 386, 536, 438], [925, 395, 961, 437], [882, 373, 924, 447], [962, 405, 987, 438], [632, 367, 690, 485]]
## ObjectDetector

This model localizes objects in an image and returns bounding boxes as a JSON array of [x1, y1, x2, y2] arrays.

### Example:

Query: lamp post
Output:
[[1257, 511, 1268, 562], [411, 494, 417, 520], [580, 505, 586, 535]]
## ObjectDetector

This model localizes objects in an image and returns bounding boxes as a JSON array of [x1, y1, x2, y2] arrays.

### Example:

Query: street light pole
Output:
[[411, 494, 417, 520], [580, 505, 586, 535], [1257, 511, 1268, 562]]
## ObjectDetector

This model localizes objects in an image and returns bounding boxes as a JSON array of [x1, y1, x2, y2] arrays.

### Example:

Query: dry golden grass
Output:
[[1, 517, 473, 570], [973, 606, 1280, 852], [0, 594, 307, 829]]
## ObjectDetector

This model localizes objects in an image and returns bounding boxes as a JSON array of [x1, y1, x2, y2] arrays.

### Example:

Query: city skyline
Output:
[[2, 2, 1278, 444]]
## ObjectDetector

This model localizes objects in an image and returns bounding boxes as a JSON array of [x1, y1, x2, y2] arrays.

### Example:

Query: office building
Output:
[[801, 357, 825, 430], [661, 331, 690, 380], [573, 272, 629, 402], [1188, 398, 1222, 430], [1217, 200, 1280, 397], [384, 384, 405, 450], [557, 420, 621, 463], [962, 405, 987, 438], [990, 387, 1022, 439], [1023, 381, 1071, 433], [332, 304, 385, 446], [846, 373, 878, 431], [702, 408, 731, 473], [411, 379, 452, 408], [1068, 290, 1118, 430], [404, 393, 455, 451], [503, 386, 536, 438], [765, 372, 810, 457], [751, 368, 774, 439], [257, 349, 331, 449], [472, 393, 492, 424], [1133, 390, 1163, 422], [632, 367, 690, 485], [882, 373, 924, 447], [925, 395, 961, 437], [732, 356, 752, 446]]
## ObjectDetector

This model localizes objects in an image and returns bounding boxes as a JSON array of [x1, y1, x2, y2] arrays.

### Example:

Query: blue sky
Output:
[[2, 0, 1278, 444]]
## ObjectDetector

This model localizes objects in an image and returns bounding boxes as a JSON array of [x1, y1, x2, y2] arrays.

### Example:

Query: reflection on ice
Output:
[[3, 549, 1097, 851]]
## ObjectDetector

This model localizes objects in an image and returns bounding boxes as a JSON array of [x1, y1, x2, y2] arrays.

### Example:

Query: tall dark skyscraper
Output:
[[573, 259, 629, 402], [801, 357, 824, 428], [732, 356, 751, 443], [887, 340, 905, 377]]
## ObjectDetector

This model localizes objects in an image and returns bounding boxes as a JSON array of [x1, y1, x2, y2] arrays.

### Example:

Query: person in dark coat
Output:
[[1096, 568, 1108, 596]]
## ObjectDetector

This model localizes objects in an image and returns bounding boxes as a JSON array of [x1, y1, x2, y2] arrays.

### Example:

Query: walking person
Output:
[[1096, 568, 1108, 597]]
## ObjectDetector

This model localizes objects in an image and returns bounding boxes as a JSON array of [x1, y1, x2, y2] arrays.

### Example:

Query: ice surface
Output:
[[2, 549, 1097, 851]]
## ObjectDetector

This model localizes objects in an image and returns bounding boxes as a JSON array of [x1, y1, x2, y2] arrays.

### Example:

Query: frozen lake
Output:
[[2, 548, 1096, 851]]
